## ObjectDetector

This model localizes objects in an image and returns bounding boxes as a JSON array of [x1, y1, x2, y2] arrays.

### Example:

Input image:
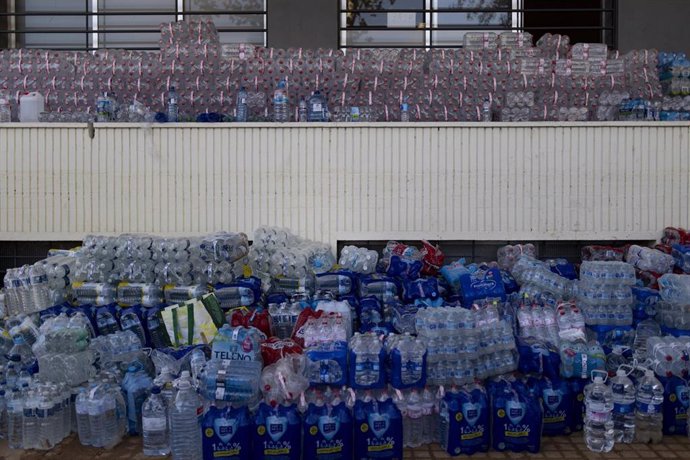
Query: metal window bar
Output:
[[339, 1, 616, 49], [0, 1, 267, 50]]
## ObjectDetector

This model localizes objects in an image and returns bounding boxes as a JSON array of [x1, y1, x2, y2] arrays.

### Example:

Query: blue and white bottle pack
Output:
[[305, 341, 348, 386], [358, 297, 393, 335], [358, 275, 400, 303], [516, 337, 561, 380], [349, 335, 386, 390], [569, 378, 588, 432], [119, 306, 148, 346], [631, 287, 660, 325], [387, 336, 427, 389], [202, 405, 252, 460], [303, 401, 353, 460], [386, 255, 422, 279], [660, 375, 689, 435], [213, 277, 262, 309], [535, 376, 572, 436], [95, 304, 121, 335], [459, 268, 507, 307], [315, 271, 356, 296], [145, 306, 171, 348], [253, 402, 302, 460], [489, 378, 543, 453], [402, 278, 440, 302], [353, 397, 403, 460], [440, 384, 490, 456]]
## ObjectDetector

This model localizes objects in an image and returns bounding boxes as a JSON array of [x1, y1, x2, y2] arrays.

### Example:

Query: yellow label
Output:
[[455, 413, 463, 422], [214, 449, 240, 457], [497, 409, 506, 418], [163, 284, 175, 292], [360, 423, 369, 433], [72, 281, 84, 289], [243, 264, 252, 277], [257, 425, 266, 435], [310, 426, 318, 436], [317, 446, 343, 454], [368, 443, 393, 452], [577, 394, 584, 402], [205, 428, 215, 437], [544, 416, 566, 423], [264, 448, 289, 455], [670, 394, 677, 402], [461, 432, 483, 440], [118, 281, 130, 287], [505, 431, 529, 437]]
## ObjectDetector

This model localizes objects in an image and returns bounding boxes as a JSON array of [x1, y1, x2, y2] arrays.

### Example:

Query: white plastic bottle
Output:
[[142, 386, 170, 456], [583, 373, 615, 452], [170, 371, 203, 460], [635, 369, 664, 444]]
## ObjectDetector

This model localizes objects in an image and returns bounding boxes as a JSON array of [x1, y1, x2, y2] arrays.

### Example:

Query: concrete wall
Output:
[[618, 0, 690, 55], [267, 0, 338, 49]]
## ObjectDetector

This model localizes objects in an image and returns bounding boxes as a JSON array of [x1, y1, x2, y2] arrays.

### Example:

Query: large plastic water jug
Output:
[[19, 92, 44, 122]]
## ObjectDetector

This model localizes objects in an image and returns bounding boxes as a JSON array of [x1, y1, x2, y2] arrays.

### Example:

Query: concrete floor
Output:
[[1, 434, 690, 460]]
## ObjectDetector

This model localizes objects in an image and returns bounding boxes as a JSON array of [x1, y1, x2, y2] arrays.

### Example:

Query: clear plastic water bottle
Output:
[[7, 387, 23, 448], [609, 369, 636, 443], [153, 367, 176, 409], [482, 97, 492, 121], [142, 386, 170, 456], [170, 371, 203, 460], [9, 337, 35, 371], [75, 388, 91, 445], [22, 384, 38, 449], [96, 92, 113, 122], [298, 97, 308, 122], [400, 101, 410, 122], [28, 264, 51, 311], [308, 91, 328, 122], [583, 372, 615, 453], [236, 87, 248, 122], [167, 86, 179, 122], [189, 348, 206, 384], [273, 79, 289, 122], [635, 369, 664, 443], [0, 97, 11, 122]]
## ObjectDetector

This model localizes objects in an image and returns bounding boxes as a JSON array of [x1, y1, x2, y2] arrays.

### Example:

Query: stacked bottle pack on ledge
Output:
[[0, 19, 689, 124], [3, 225, 690, 458]]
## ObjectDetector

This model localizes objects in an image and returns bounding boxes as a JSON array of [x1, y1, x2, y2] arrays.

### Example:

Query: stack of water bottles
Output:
[[249, 225, 336, 285], [32, 313, 95, 386], [577, 261, 636, 328], [2, 263, 54, 316], [415, 304, 517, 386]]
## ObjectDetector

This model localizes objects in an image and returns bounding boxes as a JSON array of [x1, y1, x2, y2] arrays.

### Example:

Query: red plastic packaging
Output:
[[420, 240, 445, 276], [260, 337, 303, 366], [228, 308, 272, 338]]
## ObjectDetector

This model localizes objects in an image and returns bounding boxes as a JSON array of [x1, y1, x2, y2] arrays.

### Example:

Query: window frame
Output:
[[338, 0, 616, 50], [1, 0, 267, 50]]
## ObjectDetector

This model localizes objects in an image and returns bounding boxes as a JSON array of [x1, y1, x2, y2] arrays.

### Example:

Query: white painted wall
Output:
[[0, 123, 688, 247]]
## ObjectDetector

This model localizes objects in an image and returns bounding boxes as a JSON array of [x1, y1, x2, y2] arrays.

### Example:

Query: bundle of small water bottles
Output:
[[2, 18, 690, 124], [2, 226, 690, 458]]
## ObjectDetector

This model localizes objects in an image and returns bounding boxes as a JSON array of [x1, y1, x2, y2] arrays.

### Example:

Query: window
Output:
[[339, 0, 616, 49], [1, 0, 267, 50]]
